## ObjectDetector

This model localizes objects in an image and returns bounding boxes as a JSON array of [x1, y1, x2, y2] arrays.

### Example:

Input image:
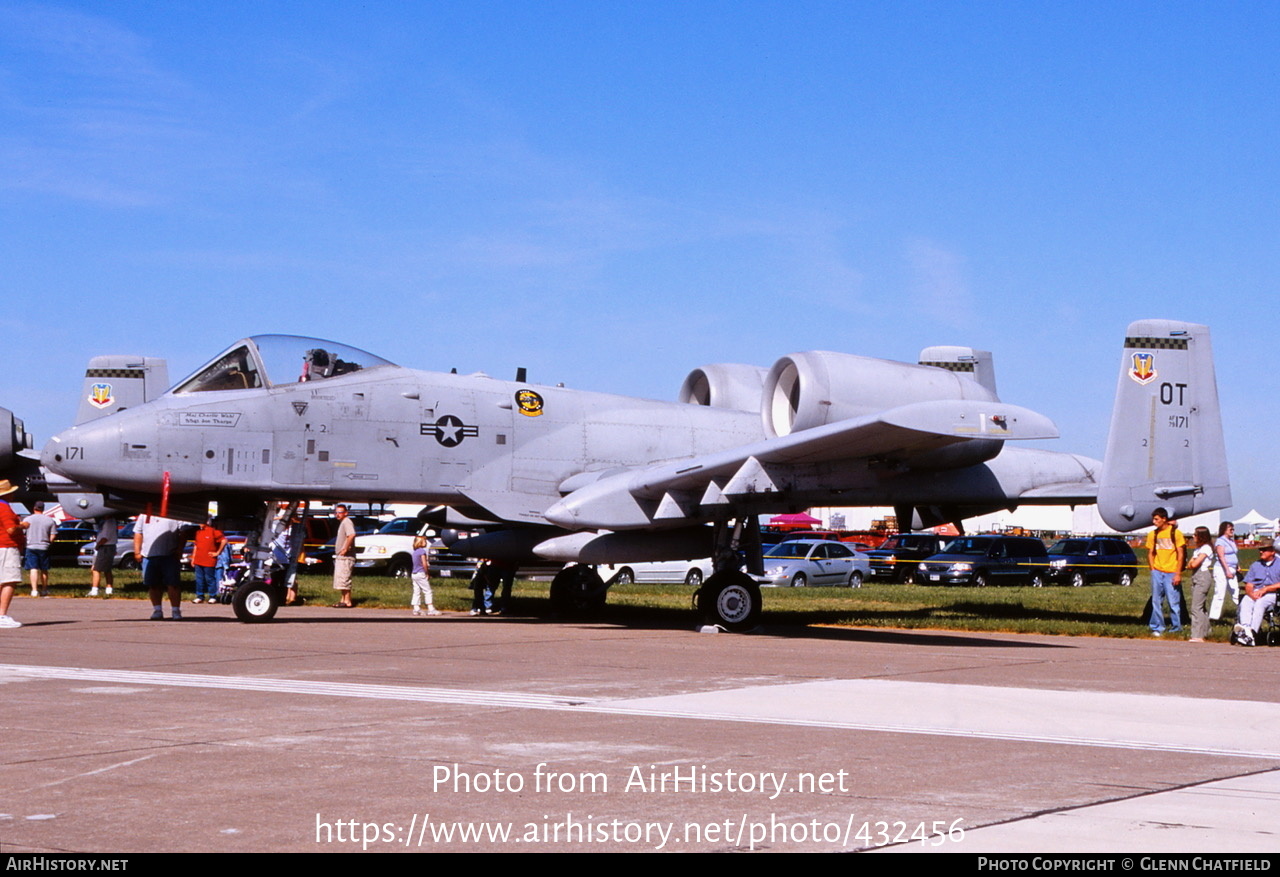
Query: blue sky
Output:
[[2, 1, 1275, 519]]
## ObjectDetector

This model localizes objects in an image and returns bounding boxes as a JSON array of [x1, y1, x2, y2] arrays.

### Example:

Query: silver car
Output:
[[753, 539, 872, 588]]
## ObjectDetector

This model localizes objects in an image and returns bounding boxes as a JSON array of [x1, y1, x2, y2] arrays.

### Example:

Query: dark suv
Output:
[[49, 521, 99, 566], [866, 533, 948, 582], [1045, 537, 1138, 587], [917, 535, 1050, 587]]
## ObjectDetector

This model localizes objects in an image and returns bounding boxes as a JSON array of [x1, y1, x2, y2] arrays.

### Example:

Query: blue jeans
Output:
[[194, 565, 219, 599], [1150, 570, 1183, 633]]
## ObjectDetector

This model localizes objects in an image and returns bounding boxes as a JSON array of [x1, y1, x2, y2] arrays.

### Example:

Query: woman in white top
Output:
[[1210, 521, 1239, 620], [1187, 526, 1216, 642]]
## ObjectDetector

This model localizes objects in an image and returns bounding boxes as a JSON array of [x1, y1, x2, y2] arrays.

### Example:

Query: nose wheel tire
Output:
[[696, 571, 762, 632], [232, 581, 281, 623]]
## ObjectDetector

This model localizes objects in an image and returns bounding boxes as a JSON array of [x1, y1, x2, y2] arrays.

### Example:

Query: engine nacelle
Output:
[[763, 351, 999, 437], [679, 364, 768, 412], [0, 407, 32, 470]]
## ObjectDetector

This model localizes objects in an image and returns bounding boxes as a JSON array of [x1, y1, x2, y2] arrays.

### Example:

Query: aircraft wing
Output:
[[545, 399, 1058, 530]]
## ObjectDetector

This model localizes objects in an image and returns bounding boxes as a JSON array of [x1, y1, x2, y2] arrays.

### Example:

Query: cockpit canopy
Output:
[[171, 335, 395, 394]]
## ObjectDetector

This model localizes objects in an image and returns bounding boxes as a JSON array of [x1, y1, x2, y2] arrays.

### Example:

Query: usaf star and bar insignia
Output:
[[420, 415, 479, 447]]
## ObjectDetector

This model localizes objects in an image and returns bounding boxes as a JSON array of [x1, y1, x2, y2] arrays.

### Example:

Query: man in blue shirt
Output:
[[1236, 542, 1280, 646]]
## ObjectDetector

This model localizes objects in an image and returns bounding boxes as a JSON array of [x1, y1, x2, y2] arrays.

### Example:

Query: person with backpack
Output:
[[1145, 507, 1185, 637]]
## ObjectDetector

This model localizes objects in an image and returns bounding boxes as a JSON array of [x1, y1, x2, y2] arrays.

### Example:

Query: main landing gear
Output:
[[549, 564, 609, 616], [693, 515, 765, 632], [695, 571, 762, 632]]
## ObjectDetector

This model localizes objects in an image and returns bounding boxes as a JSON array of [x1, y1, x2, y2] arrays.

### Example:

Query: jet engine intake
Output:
[[763, 351, 999, 438], [0, 407, 32, 471], [679, 364, 767, 412]]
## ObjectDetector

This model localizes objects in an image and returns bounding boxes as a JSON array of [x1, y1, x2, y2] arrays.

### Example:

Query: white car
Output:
[[594, 558, 715, 587], [752, 539, 871, 588], [353, 517, 424, 577]]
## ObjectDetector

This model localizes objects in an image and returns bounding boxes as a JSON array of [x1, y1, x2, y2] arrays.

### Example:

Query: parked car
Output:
[[353, 517, 427, 577], [49, 521, 99, 566], [594, 558, 715, 587], [293, 514, 378, 568], [917, 535, 1049, 587], [347, 517, 482, 578], [752, 539, 871, 588], [866, 533, 949, 582], [77, 521, 139, 569], [1045, 537, 1139, 587]]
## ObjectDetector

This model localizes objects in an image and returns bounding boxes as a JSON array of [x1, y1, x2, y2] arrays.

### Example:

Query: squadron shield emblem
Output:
[[515, 389, 544, 417], [88, 382, 114, 409], [1129, 352, 1157, 385]]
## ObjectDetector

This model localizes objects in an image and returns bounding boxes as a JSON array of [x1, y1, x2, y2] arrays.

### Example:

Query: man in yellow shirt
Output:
[[1145, 507, 1186, 637]]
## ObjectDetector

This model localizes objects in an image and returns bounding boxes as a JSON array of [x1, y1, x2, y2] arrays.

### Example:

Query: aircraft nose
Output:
[[41, 417, 122, 486]]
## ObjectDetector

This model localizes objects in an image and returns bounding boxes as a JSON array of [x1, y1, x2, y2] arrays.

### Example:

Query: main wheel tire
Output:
[[1118, 572, 1135, 587], [791, 572, 807, 588], [974, 573, 989, 588], [613, 567, 635, 586], [1030, 573, 1046, 588], [848, 570, 863, 588], [685, 568, 703, 587], [695, 571, 762, 632], [118, 553, 139, 571], [387, 554, 413, 578], [549, 565, 608, 616], [1070, 571, 1086, 588], [232, 581, 281, 623]]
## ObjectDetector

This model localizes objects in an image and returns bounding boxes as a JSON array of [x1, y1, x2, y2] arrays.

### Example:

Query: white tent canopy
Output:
[[1227, 509, 1273, 537]]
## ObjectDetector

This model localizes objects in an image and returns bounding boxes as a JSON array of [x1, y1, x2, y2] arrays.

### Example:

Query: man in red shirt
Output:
[[0, 480, 27, 628], [191, 519, 226, 604]]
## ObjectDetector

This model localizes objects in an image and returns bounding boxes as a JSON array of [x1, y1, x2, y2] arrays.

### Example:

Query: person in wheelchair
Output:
[[1235, 541, 1280, 646]]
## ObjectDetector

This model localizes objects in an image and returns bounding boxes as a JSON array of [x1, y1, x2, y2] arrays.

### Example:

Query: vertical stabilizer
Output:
[[75, 356, 169, 424], [60, 355, 168, 517], [918, 346, 997, 397], [1097, 320, 1230, 531]]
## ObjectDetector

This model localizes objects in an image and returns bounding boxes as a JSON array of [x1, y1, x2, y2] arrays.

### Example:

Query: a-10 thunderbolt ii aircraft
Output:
[[0, 318, 1229, 629]]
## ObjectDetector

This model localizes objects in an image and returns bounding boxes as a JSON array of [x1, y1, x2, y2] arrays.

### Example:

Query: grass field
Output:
[[30, 549, 1259, 642]]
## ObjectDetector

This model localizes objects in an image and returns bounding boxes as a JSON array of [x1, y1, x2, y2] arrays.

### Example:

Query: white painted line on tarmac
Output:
[[0, 664, 595, 709], [4, 664, 1276, 760], [22, 754, 157, 793], [605, 679, 1280, 760]]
